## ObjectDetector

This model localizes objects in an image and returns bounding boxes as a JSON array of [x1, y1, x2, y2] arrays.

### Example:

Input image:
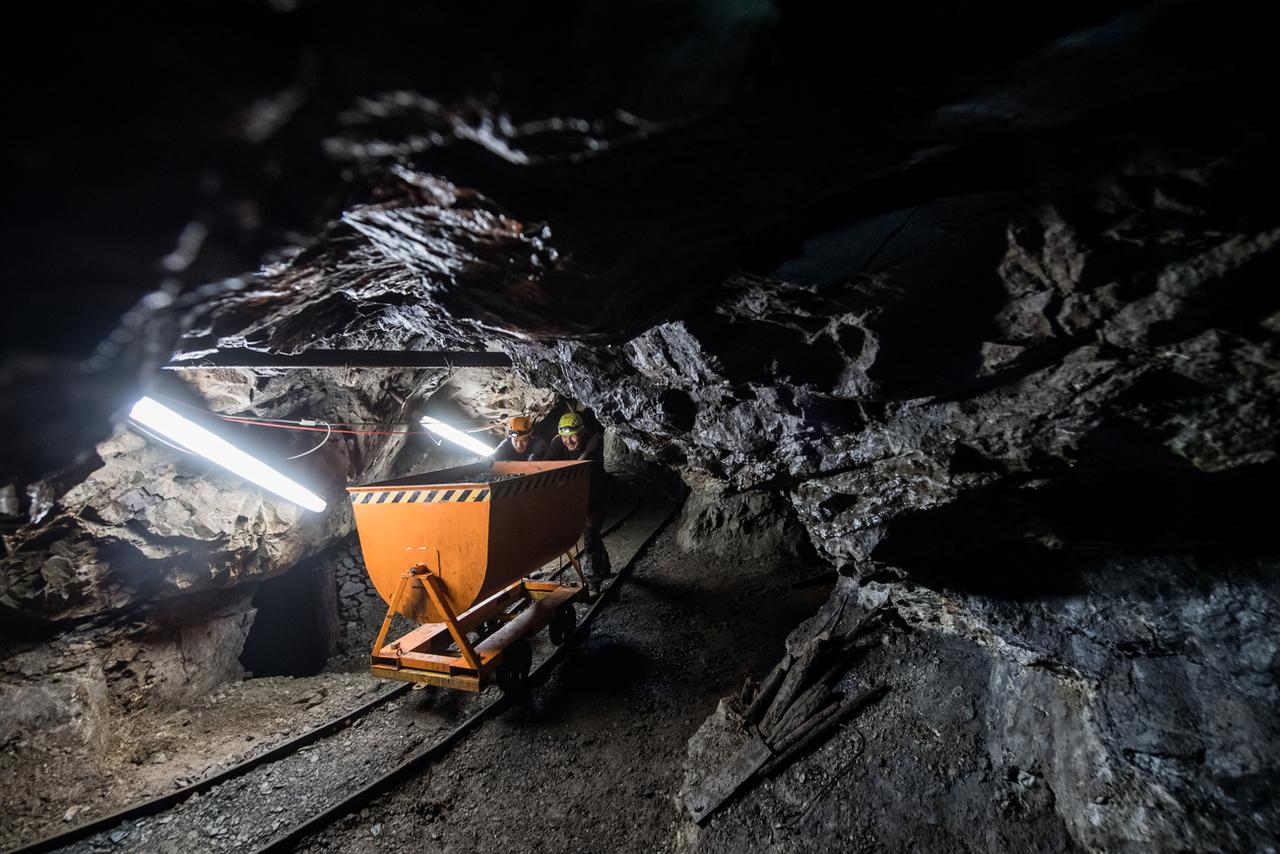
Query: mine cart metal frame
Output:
[[347, 460, 593, 694]]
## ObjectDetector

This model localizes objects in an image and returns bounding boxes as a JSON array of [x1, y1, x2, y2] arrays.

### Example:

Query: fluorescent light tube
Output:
[[420, 415, 496, 457], [130, 396, 327, 513]]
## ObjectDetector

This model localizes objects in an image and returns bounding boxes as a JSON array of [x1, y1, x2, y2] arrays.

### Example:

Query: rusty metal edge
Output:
[[253, 497, 681, 853]]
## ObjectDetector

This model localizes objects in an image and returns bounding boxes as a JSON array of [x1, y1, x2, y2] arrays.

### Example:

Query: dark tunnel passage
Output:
[[872, 455, 1280, 600], [239, 558, 337, 679]]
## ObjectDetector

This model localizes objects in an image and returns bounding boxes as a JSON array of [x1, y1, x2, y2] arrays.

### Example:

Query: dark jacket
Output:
[[493, 435, 547, 462], [543, 431, 608, 510]]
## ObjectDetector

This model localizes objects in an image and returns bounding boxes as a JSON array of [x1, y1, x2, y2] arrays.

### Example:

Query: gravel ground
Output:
[[294, 519, 1077, 854], [48, 684, 474, 853], [1, 671, 381, 850], [299, 523, 830, 853], [28, 490, 660, 854], [9, 487, 1071, 854]]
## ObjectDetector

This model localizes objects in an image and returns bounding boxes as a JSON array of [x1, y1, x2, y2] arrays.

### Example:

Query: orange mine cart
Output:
[[347, 460, 593, 694]]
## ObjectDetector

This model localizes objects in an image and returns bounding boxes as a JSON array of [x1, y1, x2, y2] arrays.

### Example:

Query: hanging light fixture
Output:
[[129, 396, 328, 513], [420, 415, 496, 457]]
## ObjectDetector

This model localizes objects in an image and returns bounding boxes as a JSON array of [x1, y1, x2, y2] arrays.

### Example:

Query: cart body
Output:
[[347, 459, 592, 691]]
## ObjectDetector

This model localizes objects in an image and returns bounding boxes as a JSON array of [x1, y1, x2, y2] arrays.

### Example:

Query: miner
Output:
[[492, 416, 546, 461], [542, 411, 611, 586]]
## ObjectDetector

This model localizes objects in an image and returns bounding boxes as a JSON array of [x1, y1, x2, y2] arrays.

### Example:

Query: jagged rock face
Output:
[[175, 188, 497, 356], [513, 152, 1279, 847], [518, 149, 1280, 549], [0, 357, 559, 629], [0, 588, 257, 752], [3, 429, 318, 623], [811, 562, 1277, 852], [0, 365, 436, 627], [115, 135, 1275, 844], [0, 357, 557, 727], [0, 660, 111, 753], [676, 474, 810, 559], [97, 592, 259, 710], [3, 3, 1278, 848]]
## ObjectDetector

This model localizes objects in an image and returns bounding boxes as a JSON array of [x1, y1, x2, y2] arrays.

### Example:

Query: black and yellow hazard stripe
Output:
[[488, 463, 591, 499], [349, 463, 592, 506], [351, 487, 491, 505]]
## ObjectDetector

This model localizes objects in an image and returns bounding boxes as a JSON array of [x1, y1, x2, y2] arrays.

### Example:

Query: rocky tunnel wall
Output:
[[3, 4, 1278, 847]]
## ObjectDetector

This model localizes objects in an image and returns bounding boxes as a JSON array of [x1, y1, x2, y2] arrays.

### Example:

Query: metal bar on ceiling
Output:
[[163, 349, 513, 370]]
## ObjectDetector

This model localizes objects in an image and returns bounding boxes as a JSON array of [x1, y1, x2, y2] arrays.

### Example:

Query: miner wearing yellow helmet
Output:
[[543, 410, 611, 586], [493, 415, 546, 461]]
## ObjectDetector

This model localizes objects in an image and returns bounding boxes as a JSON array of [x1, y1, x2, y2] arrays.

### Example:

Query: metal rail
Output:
[[254, 499, 679, 853], [6, 493, 648, 854], [6, 684, 409, 854], [164, 349, 513, 370]]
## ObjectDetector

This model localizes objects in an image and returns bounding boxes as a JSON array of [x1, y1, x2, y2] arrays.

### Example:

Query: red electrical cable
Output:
[[214, 416, 424, 436], [150, 395, 498, 436], [215, 415, 499, 436]]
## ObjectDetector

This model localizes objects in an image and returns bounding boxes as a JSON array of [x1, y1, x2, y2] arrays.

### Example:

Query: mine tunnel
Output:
[[2, 2, 1278, 852]]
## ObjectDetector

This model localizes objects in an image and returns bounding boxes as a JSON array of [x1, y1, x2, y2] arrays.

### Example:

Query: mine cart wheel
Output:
[[496, 637, 533, 699], [548, 603, 577, 646]]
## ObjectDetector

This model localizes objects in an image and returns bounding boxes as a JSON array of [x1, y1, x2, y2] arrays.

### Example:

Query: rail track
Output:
[[9, 488, 672, 854], [7, 682, 411, 854]]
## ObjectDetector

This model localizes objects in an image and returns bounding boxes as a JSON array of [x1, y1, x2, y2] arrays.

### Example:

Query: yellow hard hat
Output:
[[558, 412, 584, 435]]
